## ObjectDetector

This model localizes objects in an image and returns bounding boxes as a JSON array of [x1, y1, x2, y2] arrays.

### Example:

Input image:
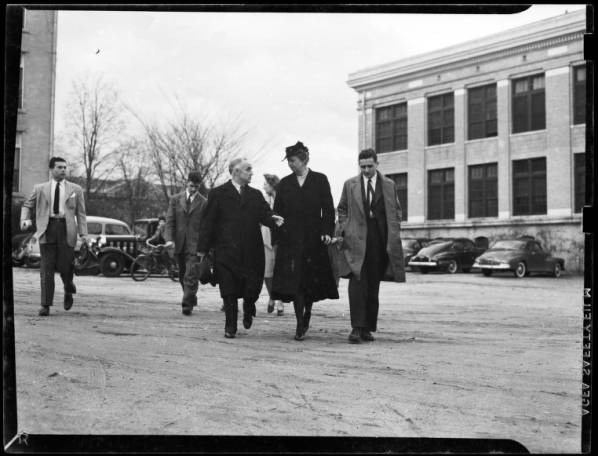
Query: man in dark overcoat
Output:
[[197, 158, 284, 338], [165, 171, 207, 316], [336, 148, 405, 343]]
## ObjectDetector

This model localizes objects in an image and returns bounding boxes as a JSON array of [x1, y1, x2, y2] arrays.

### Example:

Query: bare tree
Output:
[[132, 100, 249, 202], [115, 138, 154, 224], [62, 74, 125, 195]]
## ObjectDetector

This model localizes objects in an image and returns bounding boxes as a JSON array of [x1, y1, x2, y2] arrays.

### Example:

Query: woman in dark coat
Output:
[[271, 141, 339, 340]]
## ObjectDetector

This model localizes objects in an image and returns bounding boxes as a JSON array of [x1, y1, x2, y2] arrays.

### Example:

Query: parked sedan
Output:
[[401, 238, 426, 267], [473, 239, 564, 278], [408, 238, 486, 274]]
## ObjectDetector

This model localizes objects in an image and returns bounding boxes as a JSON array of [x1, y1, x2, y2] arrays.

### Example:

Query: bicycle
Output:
[[130, 244, 179, 282]]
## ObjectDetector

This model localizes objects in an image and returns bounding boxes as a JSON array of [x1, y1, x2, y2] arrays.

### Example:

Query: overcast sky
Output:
[[54, 5, 586, 202]]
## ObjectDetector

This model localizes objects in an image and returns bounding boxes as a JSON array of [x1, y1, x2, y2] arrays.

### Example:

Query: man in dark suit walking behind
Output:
[[197, 158, 284, 338], [165, 171, 207, 316], [20, 157, 87, 316], [336, 149, 406, 343]]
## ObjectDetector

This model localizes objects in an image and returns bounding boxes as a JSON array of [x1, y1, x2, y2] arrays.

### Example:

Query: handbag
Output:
[[328, 240, 352, 280], [197, 251, 217, 286]]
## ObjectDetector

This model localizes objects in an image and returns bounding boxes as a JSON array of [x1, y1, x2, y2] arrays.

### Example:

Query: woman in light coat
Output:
[[262, 174, 283, 315]]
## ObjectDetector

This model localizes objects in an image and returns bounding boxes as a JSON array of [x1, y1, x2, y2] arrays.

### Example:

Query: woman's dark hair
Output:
[[285, 141, 309, 163]]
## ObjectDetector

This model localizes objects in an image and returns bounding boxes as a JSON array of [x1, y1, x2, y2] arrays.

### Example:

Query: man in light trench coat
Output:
[[336, 148, 405, 343]]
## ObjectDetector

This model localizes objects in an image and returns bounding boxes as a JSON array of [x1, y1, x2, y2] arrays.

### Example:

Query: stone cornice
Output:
[[348, 11, 586, 91]]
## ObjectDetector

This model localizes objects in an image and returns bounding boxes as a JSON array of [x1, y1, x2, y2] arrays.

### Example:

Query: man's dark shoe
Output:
[[294, 322, 305, 341], [182, 307, 192, 316], [224, 331, 236, 339], [348, 328, 361, 344], [38, 307, 50, 316], [243, 314, 253, 329], [64, 293, 73, 311], [360, 328, 375, 341], [267, 299, 275, 313]]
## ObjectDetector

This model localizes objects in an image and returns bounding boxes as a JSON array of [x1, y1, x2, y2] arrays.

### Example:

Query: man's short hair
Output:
[[49, 156, 67, 169], [158, 215, 166, 221], [228, 157, 247, 175], [187, 171, 202, 184], [358, 148, 377, 163]]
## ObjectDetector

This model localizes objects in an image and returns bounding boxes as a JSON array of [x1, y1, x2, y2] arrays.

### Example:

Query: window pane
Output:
[[87, 223, 102, 235], [514, 79, 528, 93], [377, 107, 391, 121], [530, 92, 546, 130], [485, 119, 497, 137], [532, 75, 545, 90], [576, 66, 586, 82], [429, 128, 441, 146], [512, 95, 529, 133], [445, 169, 454, 183], [444, 126, 454, 143]]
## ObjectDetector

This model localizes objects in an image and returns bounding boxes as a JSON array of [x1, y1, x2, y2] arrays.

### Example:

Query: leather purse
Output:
[[197, 251, 217, 286]]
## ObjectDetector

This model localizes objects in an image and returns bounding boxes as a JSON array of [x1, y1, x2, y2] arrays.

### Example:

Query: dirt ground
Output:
[[9, 266, 582, 452]]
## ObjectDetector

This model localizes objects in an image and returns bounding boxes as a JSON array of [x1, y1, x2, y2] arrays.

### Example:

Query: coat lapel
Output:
[[350, 177, 365, 218], [373, 172, 383, 206], [43, 181, 52, 206]]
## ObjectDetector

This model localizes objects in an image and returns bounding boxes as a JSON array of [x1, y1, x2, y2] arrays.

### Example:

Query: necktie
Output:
[[53, 182, 60, 215], [186, 194, 192, 210], [367, 178, 374, 214]]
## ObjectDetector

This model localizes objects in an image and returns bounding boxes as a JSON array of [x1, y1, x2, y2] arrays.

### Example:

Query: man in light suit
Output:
[[165, 171, 207, 316], [336, 148, 405, 343], [20, 157, 87, 316]]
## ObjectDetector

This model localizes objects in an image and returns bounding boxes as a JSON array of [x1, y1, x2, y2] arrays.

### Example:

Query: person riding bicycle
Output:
[[146, 216, 173, 270]]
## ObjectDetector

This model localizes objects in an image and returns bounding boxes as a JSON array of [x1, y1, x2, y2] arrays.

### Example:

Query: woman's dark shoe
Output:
[[294, 323, 305, 340], [267, 299, 275, 314], [360, 328, 375, 341], [302, 312, 311, 335], [348, 328, 361, 344]]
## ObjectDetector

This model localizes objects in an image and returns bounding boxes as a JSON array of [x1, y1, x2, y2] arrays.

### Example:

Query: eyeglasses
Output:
[[360, 165, 375, 169]]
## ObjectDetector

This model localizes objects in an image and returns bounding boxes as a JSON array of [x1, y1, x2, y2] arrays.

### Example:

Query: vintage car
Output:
[[473, 239, 565, 278], [132, 218, 160, 242], [79, 216, 142, 277], [401, 238, 427, 267], [408, 237, 486, 274]]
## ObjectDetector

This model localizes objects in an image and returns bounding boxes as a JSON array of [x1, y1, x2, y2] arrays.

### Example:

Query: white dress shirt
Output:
[[231, 180, 242, 194], [50, 179, 67, 217], [185, 190, 197, 203]]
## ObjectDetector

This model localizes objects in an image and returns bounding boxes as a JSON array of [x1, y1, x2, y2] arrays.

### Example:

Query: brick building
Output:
[[12, 9, 58, 202], [347, 10, 587, 272]]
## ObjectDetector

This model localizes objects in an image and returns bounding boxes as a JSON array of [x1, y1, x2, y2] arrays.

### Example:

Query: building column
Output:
[[496, 79, 511, 219], [407, 97, 425, 223], [545, 66, 573, 217], [454, 88, 466, 221]]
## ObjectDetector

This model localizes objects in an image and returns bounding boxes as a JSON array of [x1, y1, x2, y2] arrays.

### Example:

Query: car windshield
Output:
[[420, 241, 452, 255], [133, 223, 148, 237], [105, 223, 131, 235], [490, 240, 527, 250], [402, 239, 419, 248]]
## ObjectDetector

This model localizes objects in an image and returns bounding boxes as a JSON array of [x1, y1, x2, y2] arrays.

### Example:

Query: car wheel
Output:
[[482, 269, 493, 277], [447, 260, 459, 274], [553, 262, 562, 278], [514, 262, 527, 278], [130, 254, 152, 282], [420, 268, 429, 274], [100, 253, 125, 277]]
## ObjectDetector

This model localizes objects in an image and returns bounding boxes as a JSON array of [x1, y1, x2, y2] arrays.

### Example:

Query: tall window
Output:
[[388, 173, 408, 221], [468, 163, 498, 218], [19, 54, 24, 110], [13, 133, 22, 192], [512, 157, 546, 216], [468, 84, 497, 140], [428, 92, 454, 146], [376, 103, 407, 153], [428, 168, 454, 220], [512, 74, 545, 133], [573, 65, 586, 125], [574, 153, 585, 213]]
